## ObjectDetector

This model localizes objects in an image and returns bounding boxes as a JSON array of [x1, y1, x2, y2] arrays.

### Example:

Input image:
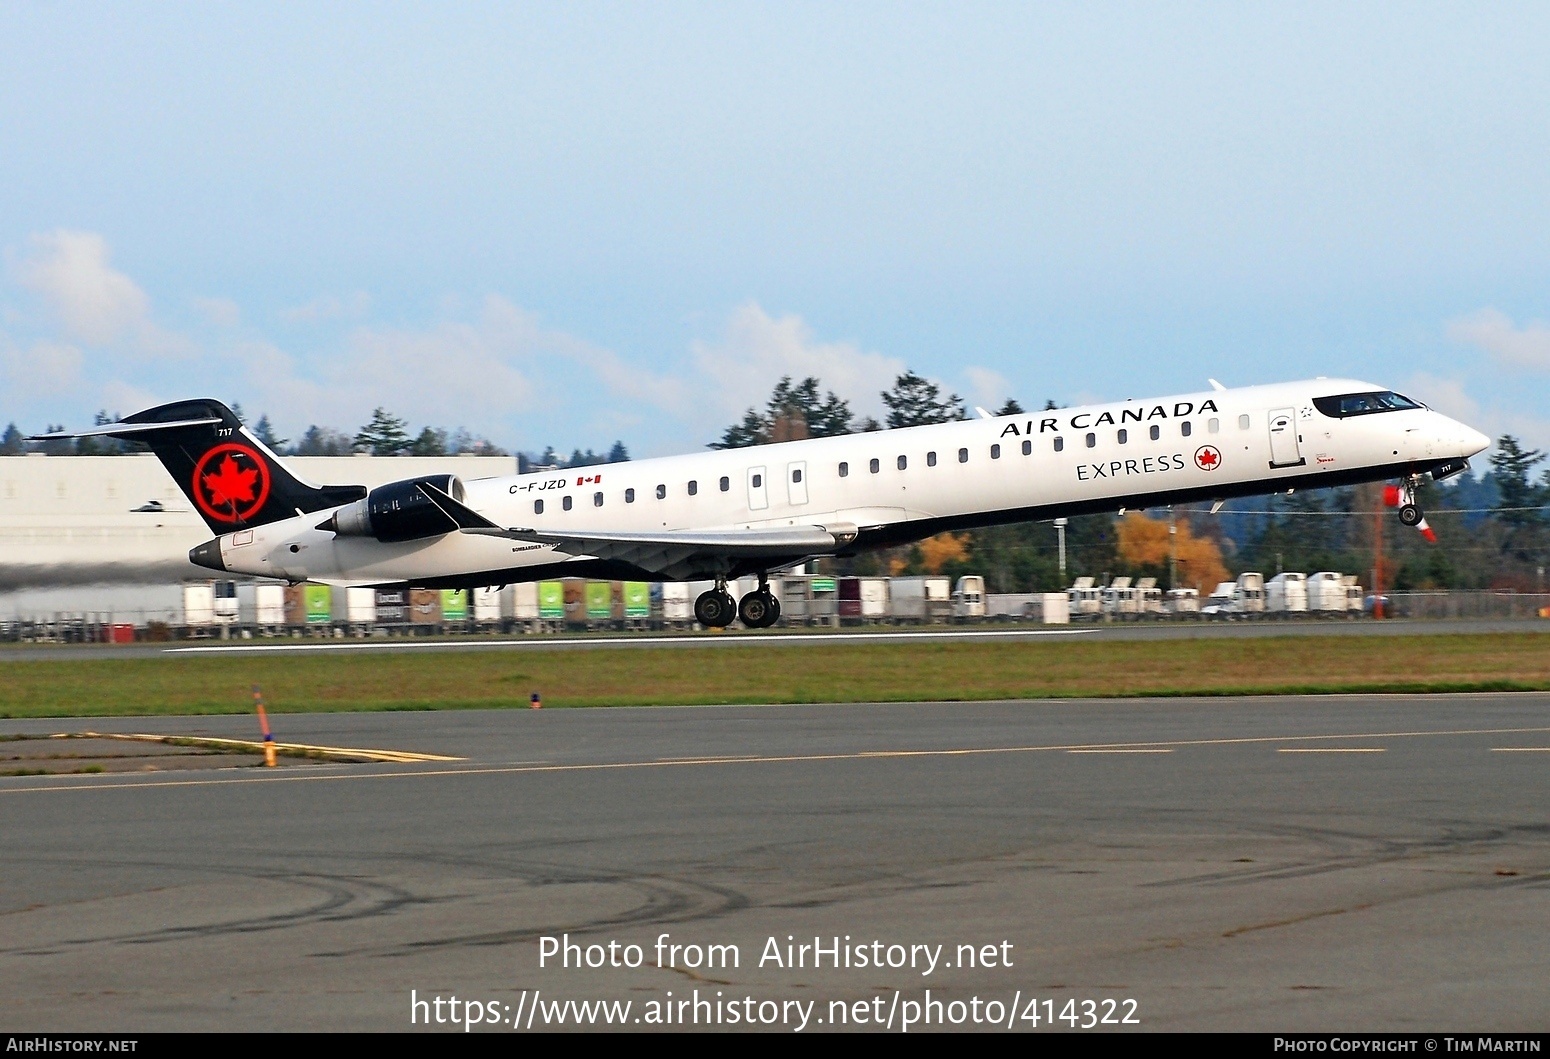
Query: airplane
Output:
[[32, 378, 1490, 629]]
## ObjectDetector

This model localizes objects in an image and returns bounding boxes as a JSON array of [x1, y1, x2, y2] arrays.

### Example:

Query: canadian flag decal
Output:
[[576, 474, 602, 485]]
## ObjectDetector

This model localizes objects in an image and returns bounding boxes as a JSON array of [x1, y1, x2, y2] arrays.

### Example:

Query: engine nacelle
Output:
[[325, 474, 466, 543]]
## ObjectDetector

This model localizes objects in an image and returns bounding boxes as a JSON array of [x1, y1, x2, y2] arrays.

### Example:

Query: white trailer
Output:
[[182, 583, 215, 627], [890, 576, 953, 622], [1306, 571, 1347, 613], [952, 576, 986, 619], [1030, 592, 1070, 624], [661, 582, 694, 624], [1068, 576, 1102, 618], [1166, 587, 1200, 615], [1135, 577, 1164, 615], [506, 582, 540, 622], [1343, 575, 1365, 613], [472, 587, 503, 625], [1267, 572, 1308, 615], [238, 583, 287, 628], [341, 586, 376, 626], [1234, 572, 1266, 615], [1102, 576, 1140, 618]]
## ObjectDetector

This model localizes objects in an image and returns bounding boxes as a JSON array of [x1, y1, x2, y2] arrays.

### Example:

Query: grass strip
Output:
[[0, 632, 1547, 718]]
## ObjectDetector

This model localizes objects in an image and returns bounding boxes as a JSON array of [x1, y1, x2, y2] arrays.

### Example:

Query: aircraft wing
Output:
[[416, 479, 855, 578]]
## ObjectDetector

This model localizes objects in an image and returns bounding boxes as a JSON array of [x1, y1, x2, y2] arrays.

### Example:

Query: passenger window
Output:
[[688, 480, 698, 496], [1208, 418, 1220, 433], [991, 444, 1001, 459], [719, 476, 729, 491], [1239, 414, 1250, 429], [927, 451, 937, 467], [1117, 429, 1128, 445], [897, 455, 907, 470], [1149, 425, 1160, 441], [534, 499, 544, 515], [1085, 433, 1096, 448], [1054, 437, 1064, 452], [656, 484, 666, 499], [870, 458, 880, 473], [958, 448, 969, 463], [792, 468, 802, 483], [838, 463, 848, 478], [593, 492, 603, 507], [625, 488, 635, 503], [562, 495, 573, 511], [751, 474, 762, 488], [1181, 422, 1193, 438], [1021, 439, 1031, 455]]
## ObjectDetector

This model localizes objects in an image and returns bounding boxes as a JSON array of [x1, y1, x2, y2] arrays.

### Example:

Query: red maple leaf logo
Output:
[[1195, 446, 1221, 470], [202, 455, 260, 507]]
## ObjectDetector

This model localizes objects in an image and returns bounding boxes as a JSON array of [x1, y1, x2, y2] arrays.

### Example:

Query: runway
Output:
[[3, 616, 1545, 661], [3, 693, 1548, 1031]]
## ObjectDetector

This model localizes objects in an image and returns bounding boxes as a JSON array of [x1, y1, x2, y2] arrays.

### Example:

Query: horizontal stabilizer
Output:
[[27, 417, 222, 441]]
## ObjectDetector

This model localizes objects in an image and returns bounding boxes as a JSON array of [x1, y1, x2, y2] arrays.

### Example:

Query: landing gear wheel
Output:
[[695, 589, 737, 628], [739, 590, 781, 629], [1398, 503, 1423, 527]]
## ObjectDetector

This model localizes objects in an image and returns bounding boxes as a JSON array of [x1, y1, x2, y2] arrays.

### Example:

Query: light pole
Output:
[[1054, 518, 1067, 583], [1168, 507, 1177, 591]]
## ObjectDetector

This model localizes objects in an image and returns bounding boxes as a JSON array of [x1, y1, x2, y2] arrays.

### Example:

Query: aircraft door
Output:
[[747, 466, 768, 510], [787, 461, 809, 505], [1267, 408, 1304, 468]]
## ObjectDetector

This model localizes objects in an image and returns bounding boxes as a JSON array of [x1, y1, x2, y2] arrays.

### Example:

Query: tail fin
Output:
[[29, 400, 367, 533]]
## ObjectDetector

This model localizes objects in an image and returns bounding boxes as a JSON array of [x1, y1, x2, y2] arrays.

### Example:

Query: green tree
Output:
[[294, 425, 353, 455], [711, 375, 856, 449], [0, 424, 23, 455], [409, 427, 448, 456], [607, 440, 630, 463], [1489, 435, 1545, 526], [995, 398, 1025, 416], [252, 415, 287, 451], [353, 408, 412, 456], [881, 371, 963, 428]]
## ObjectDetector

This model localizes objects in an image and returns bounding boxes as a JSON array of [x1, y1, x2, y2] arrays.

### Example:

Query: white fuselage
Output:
[[212, 378, 1489, 586]]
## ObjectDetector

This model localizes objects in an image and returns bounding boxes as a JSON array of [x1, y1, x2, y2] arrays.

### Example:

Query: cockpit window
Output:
[[1312, 391, 1423, 418]]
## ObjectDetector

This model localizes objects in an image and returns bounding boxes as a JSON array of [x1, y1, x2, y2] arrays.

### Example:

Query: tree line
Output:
[[0, 407, 629, 472]]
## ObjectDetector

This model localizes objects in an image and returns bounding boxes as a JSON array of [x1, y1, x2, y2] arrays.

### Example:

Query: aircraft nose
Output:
[[1461, 425, 1491, 456]]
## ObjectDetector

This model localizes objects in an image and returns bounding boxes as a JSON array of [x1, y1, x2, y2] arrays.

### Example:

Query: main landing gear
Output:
[[694, 575, 781, 630]]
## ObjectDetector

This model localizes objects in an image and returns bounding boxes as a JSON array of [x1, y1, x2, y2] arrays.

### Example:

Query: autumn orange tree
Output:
[[1114, 512, 1229, 592]]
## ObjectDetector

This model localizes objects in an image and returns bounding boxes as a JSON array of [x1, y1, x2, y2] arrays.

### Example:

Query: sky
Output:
[[1, 2, 1548, 459]]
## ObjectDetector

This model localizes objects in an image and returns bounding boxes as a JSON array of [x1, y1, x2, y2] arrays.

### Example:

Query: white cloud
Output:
[[963, 366, 1011, 410], [1401, 371, 1480, 423], [279, 291, 371, 324], [14, 231, 147, 345], [193, 297, 241, 329], [10, 230, 191, 357], [1446, 308, 1550, 372], [0, 337, 83, 398], [690, 302, 906, 419]]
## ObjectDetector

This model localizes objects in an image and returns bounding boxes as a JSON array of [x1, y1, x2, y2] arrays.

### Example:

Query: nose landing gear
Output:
[[1385, 479, 1437, 542]]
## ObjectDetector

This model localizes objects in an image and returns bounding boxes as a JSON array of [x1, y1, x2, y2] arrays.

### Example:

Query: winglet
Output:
[[1207, 379, 1226, 392], [416, 481, 501, 531], [975, 406, 993, 419]]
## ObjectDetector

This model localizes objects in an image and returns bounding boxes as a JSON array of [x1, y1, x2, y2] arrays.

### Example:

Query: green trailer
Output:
[[304, 584, 333, 625], [585, 581, 613, 621], [538, 581, 565, 620], [623, 581, 651, 619], [440, 589, 468, 622]]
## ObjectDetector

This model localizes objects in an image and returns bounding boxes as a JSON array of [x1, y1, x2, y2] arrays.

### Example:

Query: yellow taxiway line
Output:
[[58, 731, 461, 764]]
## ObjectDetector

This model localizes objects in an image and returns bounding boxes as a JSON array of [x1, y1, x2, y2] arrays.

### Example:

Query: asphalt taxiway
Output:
[[2, 693, 1547, 1031]]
